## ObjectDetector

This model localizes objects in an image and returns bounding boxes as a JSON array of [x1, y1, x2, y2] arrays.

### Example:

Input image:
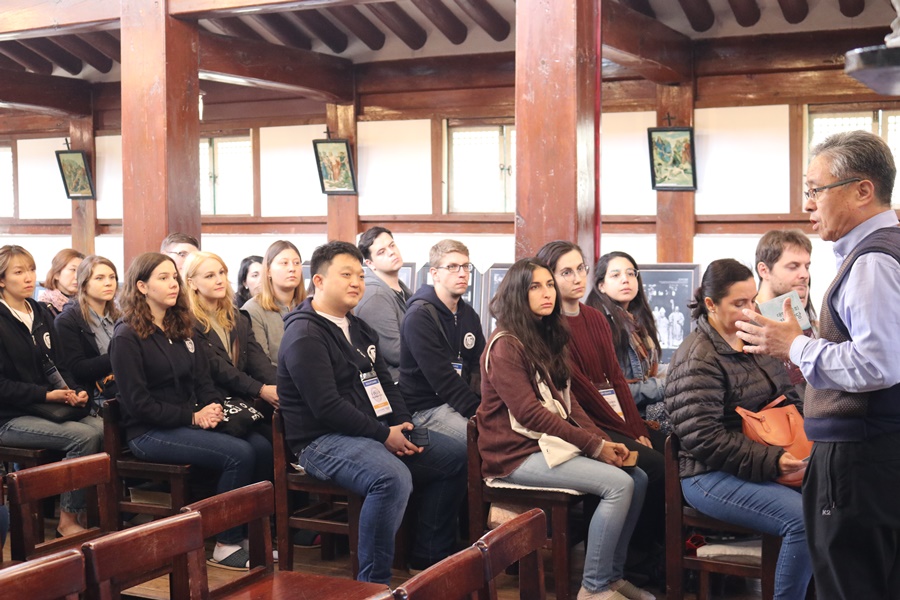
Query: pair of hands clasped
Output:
[[385, 423, 424, 457], [193, 403, 225, 429], [46, 388, 89, 407]]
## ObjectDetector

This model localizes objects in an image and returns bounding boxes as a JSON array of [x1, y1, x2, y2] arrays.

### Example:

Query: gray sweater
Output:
[[354, 272, 411, 382], [241, 297, 290, 365]]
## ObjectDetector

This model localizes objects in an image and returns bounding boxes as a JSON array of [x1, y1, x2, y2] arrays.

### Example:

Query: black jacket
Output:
[[664, 316, 802, 482], [0, 299, 80, 425], [109, 321, 222, 442], [399, 285, 485, 417], [53, 300, 115, 396], [194, 310, 276, 401], [278, 298, 411, 456]]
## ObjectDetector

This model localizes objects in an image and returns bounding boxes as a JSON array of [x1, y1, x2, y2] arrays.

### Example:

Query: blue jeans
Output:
[[0, 415, 103, 513], [129, 427, 273, 544], [298, 429, 466, 584], [411, 403, 468, 453], [682, 471, 812, 600], [502, 452, 647, 593]]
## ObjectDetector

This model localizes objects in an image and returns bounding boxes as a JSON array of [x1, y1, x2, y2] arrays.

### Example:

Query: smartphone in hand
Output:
[[403, 427, 430, 447]]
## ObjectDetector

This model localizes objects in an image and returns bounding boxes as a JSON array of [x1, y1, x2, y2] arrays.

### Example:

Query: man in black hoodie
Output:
[[400, 239, 485, 453], [277, 241, 466, 584]]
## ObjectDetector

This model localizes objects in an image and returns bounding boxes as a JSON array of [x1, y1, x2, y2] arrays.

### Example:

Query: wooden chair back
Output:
[[181, 481, 274, 598], [82, 511, 207, 600], [392, 546, 485, 600], [0, 547, 85, 600], [476, 508, 547, 600], [6, 453, 116, 561]]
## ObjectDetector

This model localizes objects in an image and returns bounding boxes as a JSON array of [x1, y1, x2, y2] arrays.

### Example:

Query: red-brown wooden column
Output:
[[326, 103, 359, 243], [69, 114, 96, 255], [656, 83, 695, 262], [120, 0, 200, 266], [515, 0, 597, 259]]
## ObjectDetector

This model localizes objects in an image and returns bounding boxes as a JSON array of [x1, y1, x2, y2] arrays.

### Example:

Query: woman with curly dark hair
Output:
[[477, 258, 651, 600], [110, 252, 272, 571]]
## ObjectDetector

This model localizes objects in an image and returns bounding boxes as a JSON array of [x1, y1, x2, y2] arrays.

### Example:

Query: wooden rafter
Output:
[[250, 12, 312, 49], [411, 0, 468, 45], [76, 31, 121, 63], [0, 70, 91, 116], [677, 0, 715, 33], [207, 17, 269, 42], [17, 38, 83, 75], [838, 0, 864, 18], [326, 6, 386, 51], [50, 35, 114, 73], [727, 0, 760, 27], [288, 10, 349, 53], [777, 0, 808, 24], [198, 30, 353, 102], [451, 0, 509, 42], [601, 0, 692, 84], [0, 41, 52, 75], [618, 0, 654, 18], [0, 53, 26, 72], [366, 3, 427, 50]]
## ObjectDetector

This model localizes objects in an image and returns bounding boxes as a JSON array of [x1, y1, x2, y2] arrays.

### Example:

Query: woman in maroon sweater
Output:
[[477, 258, 652, 600], [538, 241, 666, 579]]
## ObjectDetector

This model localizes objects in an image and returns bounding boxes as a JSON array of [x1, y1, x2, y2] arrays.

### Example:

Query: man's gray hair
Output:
[[810, 130, 896, 206]]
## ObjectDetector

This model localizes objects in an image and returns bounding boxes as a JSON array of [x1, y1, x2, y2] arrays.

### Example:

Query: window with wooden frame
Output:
[[447, 122, 516, 213], [0, 144, 13, 218], [199, 135, 253, 215]]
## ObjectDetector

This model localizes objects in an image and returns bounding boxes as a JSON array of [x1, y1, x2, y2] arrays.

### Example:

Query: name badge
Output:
[[451, 361, 463, 377], [360, 370, 392, 417], [598, 385, 625, 421]]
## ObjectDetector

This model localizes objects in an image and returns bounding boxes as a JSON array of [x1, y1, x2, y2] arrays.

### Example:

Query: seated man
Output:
[[277, 241, 466, 583], [400, 239, 485, 452], [160, 232, 200, 275]]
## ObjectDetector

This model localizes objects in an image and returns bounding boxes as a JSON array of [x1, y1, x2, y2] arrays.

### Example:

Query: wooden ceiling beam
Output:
[[727, 0, 760, 27], [288, 10, 349, 53], [676, 0, 715, 33], [356, 51, 513, 93], [618, 0, 655, 18], [198, 30, 353, 103], [250, 13, 312, 49], [451, 0, 509, 41], [0, 70, 91, 116], [411, 0, 468, 45], [0, 41, 52, 75], [17, 38, 83, 75], [366, 3, 427, 50], [326, 6, 386, 50], [170, 0, 384, 19], [51, 35, 114, 73], [208, 17, 269, 42], [0, 0, 118, 40], [838, 0, 864, 18], [777, 0, 808, 24], [0, 53, 27, 72], [601, 0, 692, 84], [76, 31, 121, 63]]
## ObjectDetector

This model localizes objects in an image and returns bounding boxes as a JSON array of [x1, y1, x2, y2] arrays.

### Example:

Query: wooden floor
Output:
[[1, 517, 765, 600]]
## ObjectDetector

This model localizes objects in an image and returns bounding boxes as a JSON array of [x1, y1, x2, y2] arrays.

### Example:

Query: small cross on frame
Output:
[[323, 126, 333, 140], [662, 113, 676, 126]]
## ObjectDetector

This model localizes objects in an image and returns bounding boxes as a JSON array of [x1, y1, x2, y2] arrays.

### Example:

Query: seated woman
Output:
[[665, 259, 811, 600], [537, 241, 664, 574], [183, 251, 277, 411], [233, 255, 263, 309], [477, 258, 651, 600], [37, 249, 84, 315], [0, 245, 102, 537], [241, 241, 305, 365], [109, 252, 273, 570], [585, 252, 669, 430], [54, 255, 120, 413]]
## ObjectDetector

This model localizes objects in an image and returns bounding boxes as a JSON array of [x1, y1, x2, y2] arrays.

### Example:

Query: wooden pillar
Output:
[[515, 0, 597, 259], [656, 83, 695, 263], [69, 114, 96, 255], [120, 0, 200, 267], [326, 103, 359, 243]]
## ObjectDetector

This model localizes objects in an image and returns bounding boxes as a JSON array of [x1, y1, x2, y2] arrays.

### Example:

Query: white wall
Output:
[[260, 125, 327, 217], [600, 112, 657, 215], [358, 120, 432, 215], [17, 138, 72, 219], [95, 135, 123, 219]]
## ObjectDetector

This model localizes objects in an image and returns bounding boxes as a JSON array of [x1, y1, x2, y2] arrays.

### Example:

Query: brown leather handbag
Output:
[[735, 395, 812, 487]]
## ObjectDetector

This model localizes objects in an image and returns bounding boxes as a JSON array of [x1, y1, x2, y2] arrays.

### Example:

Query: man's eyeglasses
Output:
[[167, 250, 191, 259], [434, 263, 474, 274], [803, 178, 861, 201], [558, 265, 590, 281], [607, 268, 639, 280]]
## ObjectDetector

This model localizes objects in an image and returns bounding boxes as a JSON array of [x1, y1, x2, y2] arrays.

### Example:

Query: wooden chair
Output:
[[476, 508, 547, 600], [182, 480, 393, 600], [467, 417, 586, 600], [273, 409, 363, 575], [6, 453, 116, 562], [392, 545, 485, 600], [0, 445, 65, 543], [0, 548, 85, 600], [665, 434, 782, 600], [82, 511, 208, 600], [102, 398, 193, 525]]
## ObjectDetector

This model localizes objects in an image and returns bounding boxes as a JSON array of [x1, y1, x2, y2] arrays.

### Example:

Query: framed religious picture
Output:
[[647, 127, 697, 191], [481, 263, 512, 335], [637, 263, 700, 363], [54, 150, 96, 199], [313, 139, 358, 194]]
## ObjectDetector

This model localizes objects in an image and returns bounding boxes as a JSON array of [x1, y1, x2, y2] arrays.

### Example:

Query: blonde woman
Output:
[[241, 240, 305, 364], [183, 252, 277, 409]]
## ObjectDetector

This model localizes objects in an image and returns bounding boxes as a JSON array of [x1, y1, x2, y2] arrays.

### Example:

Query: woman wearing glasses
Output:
[[586, 252, 668, 430]]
